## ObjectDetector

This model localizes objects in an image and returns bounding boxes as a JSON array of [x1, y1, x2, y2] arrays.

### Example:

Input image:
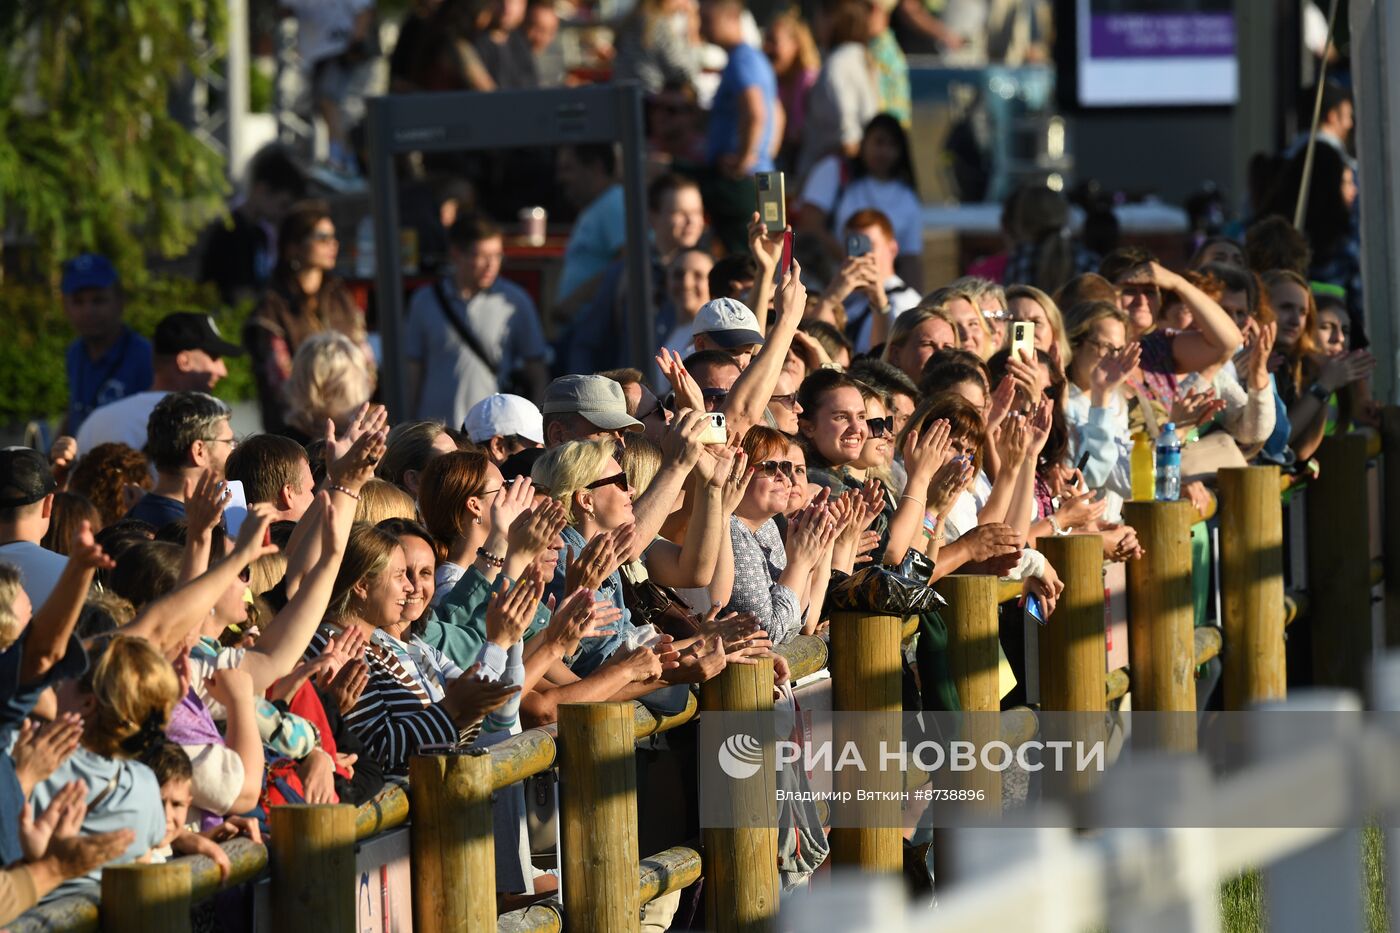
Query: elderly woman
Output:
[[284, 332, 376, 445]]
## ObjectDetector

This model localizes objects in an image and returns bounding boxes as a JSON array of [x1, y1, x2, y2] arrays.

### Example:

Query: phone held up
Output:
[[1011, 321, 1035, 361], [701, 412, 728, 445], [755, 171, 793, 283], [846, 232, 872, 258]]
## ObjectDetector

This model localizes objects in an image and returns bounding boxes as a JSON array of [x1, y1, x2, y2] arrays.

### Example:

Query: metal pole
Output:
[[367, 97, 407, 421], [616, 83, 654, 372], [1292, 0, 1341, 230], [225, 0, 250, 179]]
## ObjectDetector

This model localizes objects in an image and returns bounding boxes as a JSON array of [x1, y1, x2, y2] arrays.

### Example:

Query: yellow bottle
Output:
[[1130, 432, 1155, 501]]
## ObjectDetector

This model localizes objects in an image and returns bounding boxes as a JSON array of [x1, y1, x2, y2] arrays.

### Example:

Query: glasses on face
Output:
[[865, 416, 893, 439], [1120, 284, 1160, 302], [310, 231, 338, 244], [701, 387, 729, 412], [769, 393, 798, 410], [756, 460, 796, 483], [204, 436, 239, 450], [1083, 338, 1126, 357], [586, 472, 630, 492], [981, 308, 1009, 323]]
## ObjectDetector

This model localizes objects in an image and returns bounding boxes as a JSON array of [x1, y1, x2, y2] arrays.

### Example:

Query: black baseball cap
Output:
[[153, 313, 243, 359], [0, 447, 57, 509]]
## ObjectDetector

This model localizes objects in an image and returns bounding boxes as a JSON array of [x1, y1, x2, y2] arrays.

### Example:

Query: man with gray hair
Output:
[[126, 391, 235, 527]]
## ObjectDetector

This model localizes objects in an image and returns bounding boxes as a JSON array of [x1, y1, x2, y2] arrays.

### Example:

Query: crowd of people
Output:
[[0, 0, 1374, 926]]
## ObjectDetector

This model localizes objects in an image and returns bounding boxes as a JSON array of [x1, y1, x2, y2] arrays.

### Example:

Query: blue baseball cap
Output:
[[61, 253, 118, 295]]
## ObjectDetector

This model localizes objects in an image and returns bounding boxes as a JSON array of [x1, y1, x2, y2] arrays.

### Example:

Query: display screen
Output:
[[1075, 0, 1238, 107]]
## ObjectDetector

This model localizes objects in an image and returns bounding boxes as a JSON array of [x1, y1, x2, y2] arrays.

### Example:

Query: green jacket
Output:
[[418, 566, 551, 670]]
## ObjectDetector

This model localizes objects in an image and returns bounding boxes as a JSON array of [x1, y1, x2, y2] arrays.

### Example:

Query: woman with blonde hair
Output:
[[922, 285, 990, 360], [354, 478, 419, 526], [1006, 284, 1071, 368], [882, 306, 959, 384], [285, 332, 376, 443]]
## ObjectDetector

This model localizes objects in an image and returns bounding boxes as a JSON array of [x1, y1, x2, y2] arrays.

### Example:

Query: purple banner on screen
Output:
[[1089, 13, 1235, 58]]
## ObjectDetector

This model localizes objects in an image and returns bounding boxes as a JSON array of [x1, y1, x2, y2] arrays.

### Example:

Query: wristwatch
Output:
[[1307, 382, 1331, 403]]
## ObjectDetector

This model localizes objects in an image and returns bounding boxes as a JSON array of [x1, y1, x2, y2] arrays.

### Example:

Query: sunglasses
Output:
[[756, 460, 796, 482], [865, 416, 893, 438], [586, 471, 630, 491], [769, 393, 798, 410], [701, 387, 729, 411]]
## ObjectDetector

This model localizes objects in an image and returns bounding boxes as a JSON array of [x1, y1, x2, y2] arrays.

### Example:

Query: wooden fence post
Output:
[[1036, 535, 1107, 713], [699, 658, 779, 933], [829, 610, 904, 875], [100, 862, 191, 932], [1307, 432, 1373, 690], [409, 752, 496, 933], [933, 574, 1003, 813], [1382, 407, 1400, 649], [1218, 466, 1287, 708], [1121, 500, 1198, 751], [270, 804, 357, 929], [558, 702, 641, 933]]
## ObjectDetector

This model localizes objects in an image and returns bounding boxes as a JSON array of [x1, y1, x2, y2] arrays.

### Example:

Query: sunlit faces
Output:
[[1316, 306, 1349, 356], [979, 295, 1009, 351], [800, 386, 869, 466], [889, 391, 915, 438], [946, 298, 985, 358], [668, 250, 713, 320], [1269, 279, 1309, 351], [159, 776, 193, 847], [785, 443, 811, 514], [397, 534, 437, 625], [742, 452, 794, 516], [893, 316, 957, 384], [855, 396, 892, 470], [655, 185, 705, 255], [1219, 288, 1256, 341], [1069, 317, 1128, 389], [767, 367, 804, 435], [452, 235, 505, 293], [585, 457, 635, 529], [947, 378, 988, 420], [1008, 296, 1053, 353], [1116, 278, 1160, 337], [1196, 241, 1246, 269], [359, 546, 413, 629]]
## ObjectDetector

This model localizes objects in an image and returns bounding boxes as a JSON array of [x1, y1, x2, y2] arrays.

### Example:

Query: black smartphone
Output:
[[846, 232, 872, 258]]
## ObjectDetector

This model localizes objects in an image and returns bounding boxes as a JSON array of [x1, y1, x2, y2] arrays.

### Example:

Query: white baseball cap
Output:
[[692, 297, 765, 349], [463, 394, 544, 445]]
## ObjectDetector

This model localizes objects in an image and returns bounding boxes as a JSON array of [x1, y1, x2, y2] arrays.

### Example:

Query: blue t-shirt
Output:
[[124, 492, 187, 529], [547, 525, 636, 677], [705, 43, 777, 171], [556, 184, 628, 303], [0, 632, 89, 865], [65, 327, 154, 432]]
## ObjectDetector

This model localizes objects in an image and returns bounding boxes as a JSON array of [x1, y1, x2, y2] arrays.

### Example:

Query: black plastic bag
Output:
[[826, 566, 947, 616]]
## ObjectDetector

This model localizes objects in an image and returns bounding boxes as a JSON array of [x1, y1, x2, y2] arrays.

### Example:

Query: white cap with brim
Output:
[[692, 296, 765, 349], [463, 394, 545, 445], [541, 375, 644, 433]]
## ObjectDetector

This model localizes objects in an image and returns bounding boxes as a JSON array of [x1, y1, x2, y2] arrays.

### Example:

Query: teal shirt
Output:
[[420, 566, 551, 670], [868, 31, 911, 126]]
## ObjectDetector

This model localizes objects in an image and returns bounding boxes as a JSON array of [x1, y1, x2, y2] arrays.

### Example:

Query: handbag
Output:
[[618, 561, 702, 640], [1180, 430, 1248, 485]]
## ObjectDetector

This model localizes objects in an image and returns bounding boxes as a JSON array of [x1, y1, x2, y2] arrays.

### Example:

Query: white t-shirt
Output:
[[0, 541, 67, 608], [75, 390, 168, 456], [799, 155, 925, 258], [283, 0, 374, 65]]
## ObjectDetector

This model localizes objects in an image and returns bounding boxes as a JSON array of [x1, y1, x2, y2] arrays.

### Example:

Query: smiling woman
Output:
[[795, 368, 869, 493]]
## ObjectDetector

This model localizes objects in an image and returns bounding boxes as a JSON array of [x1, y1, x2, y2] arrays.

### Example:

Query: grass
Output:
[[1219, 826, 1391, 932]]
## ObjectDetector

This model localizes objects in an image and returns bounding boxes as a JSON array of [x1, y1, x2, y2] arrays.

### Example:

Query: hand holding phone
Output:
[[1010, 321, 1035, 361]]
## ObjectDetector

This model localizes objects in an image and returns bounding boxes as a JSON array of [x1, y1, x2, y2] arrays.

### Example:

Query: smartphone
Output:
[[1024, 593, 1046, 626], [755, 171, 786, 230], [1011, 321, 1035, 361], [775, 230, 794, 284], [223, 480, 248, 536], [701, 412, 728, 445], [846, 232, 872, 258]]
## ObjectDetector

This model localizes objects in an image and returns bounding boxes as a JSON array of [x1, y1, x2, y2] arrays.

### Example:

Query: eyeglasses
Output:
[[310, 231, 338, 244], [981, 308, 1009, 322], [769, 393, 798, 410], [1083, 338, 1126, 357], [204, 436, 239, 450], [756, 460, 796, 482], [865, 416, 893, 438], [1119, 284, 1160, 301], [586, 472, 630, 491]]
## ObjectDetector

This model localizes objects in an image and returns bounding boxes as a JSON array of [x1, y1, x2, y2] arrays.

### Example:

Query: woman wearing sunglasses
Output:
[[729, 427, 843, 645]]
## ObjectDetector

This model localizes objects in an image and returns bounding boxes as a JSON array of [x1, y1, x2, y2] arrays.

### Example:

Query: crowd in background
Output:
[[0, 0, 1374, 926]]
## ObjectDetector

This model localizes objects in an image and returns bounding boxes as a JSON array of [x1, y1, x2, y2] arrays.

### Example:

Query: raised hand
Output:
[[1169, 388, 1227, 430], [902, 417, 952, 482], [655, 348, 704, 414], [747, 212, 787, 275], [316, 624, 368, 685], [65, 519, 115, 574], [1242, 321, 1277, 392], [928, 456, 974, 519], [13, 715, 83, 797], [774, 257, 807, 326], [184, 470, 230, 541], [443, 663, 521, 726], [545, 588, 620, 655], [485, 566, 546, 649], [986, 376, 1017, 432], [326, 405, 389, 490], [1318, 349, 1376, 392], [961, 522, 1021, 563], [994, 413, 1030, 466], [719, 450, 754, 515], [326, 657, 370, 714], [49, 436, 78, 489], [1053, 490, 1107, 532], [508, 498, 568, 565], [1090, 342, 1141, 401], [327, 403, 389, 466], [1003, 351, 1045, 405], [565, 524, 636, 592], [660, 408, 710, 474], [1025, 399, 1054, 457], [204, 667, 255, 710], [231, 502, 280, 566]]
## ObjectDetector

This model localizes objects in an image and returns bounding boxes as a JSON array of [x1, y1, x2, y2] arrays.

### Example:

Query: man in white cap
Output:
[[690, 296, 765, 370], [463, 394, 545, 465], [540, 375, 643, 449]]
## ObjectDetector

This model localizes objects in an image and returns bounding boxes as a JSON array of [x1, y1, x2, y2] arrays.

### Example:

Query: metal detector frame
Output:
[[365, 83, 652, 419]]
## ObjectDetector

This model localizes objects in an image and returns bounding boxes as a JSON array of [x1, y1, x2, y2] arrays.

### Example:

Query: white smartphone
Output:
[[1010, 321, 1035, 360], [223, 479, 248, 536], [701, 412, 728, 445]]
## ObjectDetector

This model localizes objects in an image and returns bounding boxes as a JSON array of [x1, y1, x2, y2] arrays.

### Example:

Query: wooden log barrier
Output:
[[409, 752, 495, 933], [1307, 432, 1374, 690], [558, 702, 641, 933], [700, 658, 779, 933], [1122, 500, 1198, 752], [1037, 535, 1107, 713], [1218, 466, 1287, 709], [1383, 407, 1400, 649], [933, 574, 1003, 813], [100, 862, 191, 933], [269, 804, 357, 930], [829, 611, 904, 875]]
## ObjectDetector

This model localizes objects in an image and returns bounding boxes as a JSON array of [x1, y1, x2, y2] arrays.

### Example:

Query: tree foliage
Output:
[[0, 0, 231, 286]]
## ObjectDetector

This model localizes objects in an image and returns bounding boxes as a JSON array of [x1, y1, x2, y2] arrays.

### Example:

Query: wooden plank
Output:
[[1218, 467, 1287, 709]]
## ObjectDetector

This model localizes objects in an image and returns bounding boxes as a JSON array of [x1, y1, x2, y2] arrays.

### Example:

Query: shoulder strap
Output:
[[431, 279, 498, 376]]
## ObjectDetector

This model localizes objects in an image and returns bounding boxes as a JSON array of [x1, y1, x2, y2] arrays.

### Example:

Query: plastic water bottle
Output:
[[1130, 432, 1155, 501], [1155, 423, 1181, 501], [354, 215, 376, 277]]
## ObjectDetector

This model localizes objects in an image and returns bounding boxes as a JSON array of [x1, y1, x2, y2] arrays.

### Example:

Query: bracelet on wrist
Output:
[[476, 547, 506, 569], [328, 484, 361, 501]]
